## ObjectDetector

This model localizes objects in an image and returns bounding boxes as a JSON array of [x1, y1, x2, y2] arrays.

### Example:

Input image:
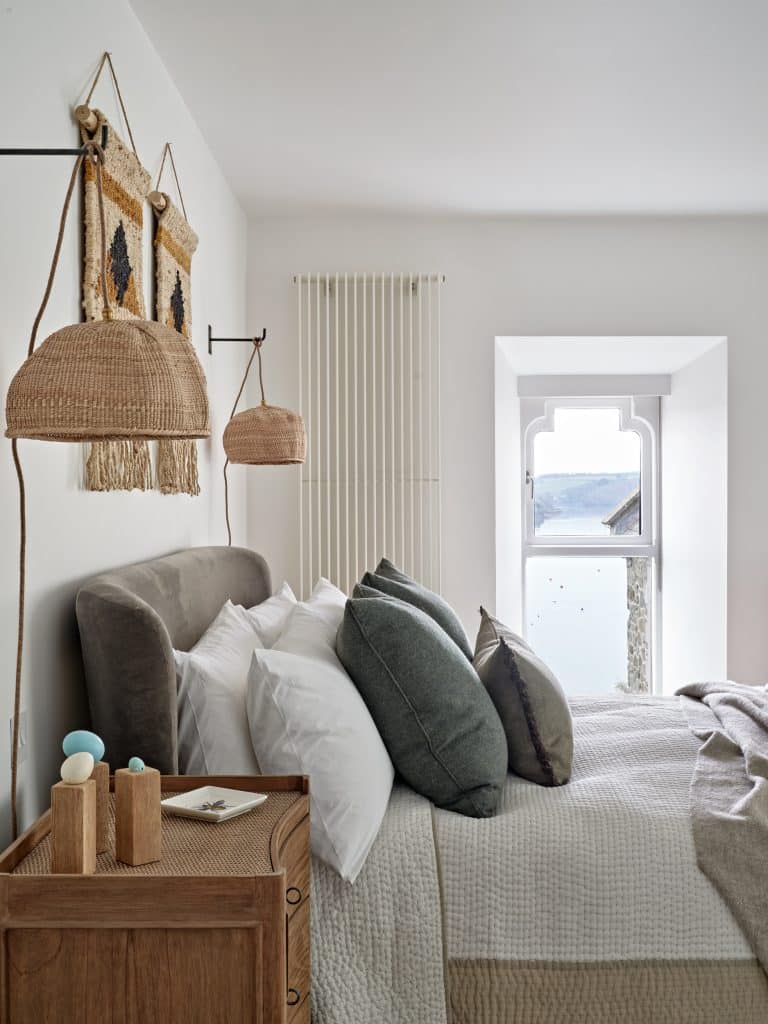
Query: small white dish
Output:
[[161, 786, 267, 823]]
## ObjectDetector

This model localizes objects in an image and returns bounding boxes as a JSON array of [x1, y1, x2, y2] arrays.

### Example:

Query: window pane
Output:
[[525, 556, 651, 695], [533, 407, 641, 536]]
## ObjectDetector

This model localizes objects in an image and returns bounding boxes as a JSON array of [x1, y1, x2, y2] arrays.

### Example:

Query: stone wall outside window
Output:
[[603, 490, 650, 693], [624, 556, 649, 693]]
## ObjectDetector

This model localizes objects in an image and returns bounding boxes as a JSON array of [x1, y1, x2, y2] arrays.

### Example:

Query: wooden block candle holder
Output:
[[51, 780, 96, 874], [115, 766, 162, 866], [90, 761, 110, 854]]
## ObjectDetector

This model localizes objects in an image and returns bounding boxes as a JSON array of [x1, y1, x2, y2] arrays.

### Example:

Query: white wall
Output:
[[494, 344, 522, 631], [0, 1, 248, 845], [246, 214, 765, 685], [661, 343, 728, 690]]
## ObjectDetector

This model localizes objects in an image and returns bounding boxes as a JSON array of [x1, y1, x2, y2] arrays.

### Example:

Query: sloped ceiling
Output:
[[132, 0, 768, 215]]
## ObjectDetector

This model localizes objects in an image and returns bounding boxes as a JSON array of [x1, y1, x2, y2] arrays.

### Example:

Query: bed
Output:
[[76, 545, 768, 1024]]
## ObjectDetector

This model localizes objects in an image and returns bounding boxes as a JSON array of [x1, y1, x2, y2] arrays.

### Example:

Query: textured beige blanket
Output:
[[677, 680, 768, 974], [311, 696, 768, 1023]]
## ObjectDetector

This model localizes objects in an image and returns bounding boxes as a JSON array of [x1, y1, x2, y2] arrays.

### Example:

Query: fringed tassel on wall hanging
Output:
[[78, 52, 153, 491], [151, 143, 200, 495]]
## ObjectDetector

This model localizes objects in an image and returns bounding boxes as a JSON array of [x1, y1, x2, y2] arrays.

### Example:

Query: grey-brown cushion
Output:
[[361, 557, 472, 659], [337, 592, 508, 817], [474, 607, 573, 786]]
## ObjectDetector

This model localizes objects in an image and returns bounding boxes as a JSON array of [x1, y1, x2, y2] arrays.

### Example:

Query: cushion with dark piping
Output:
[[361, 557, 472, 660], [473, 607, 573, 786], [336, 591, 507, 817]]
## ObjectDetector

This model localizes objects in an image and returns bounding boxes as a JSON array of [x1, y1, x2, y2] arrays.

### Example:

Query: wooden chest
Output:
[[0, 775, 310, 1024]]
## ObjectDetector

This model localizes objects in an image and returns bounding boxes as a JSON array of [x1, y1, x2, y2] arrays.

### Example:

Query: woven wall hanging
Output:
[[150, 143, 201, 496], [78, 53, 153, 492]]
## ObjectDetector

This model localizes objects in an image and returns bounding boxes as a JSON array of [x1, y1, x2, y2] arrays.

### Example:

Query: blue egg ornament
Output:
[[128, 756, 145, 773], [62, 729, 105, 763]]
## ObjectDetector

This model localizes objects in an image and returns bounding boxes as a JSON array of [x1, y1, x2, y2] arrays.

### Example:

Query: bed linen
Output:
[[248, 603, 394, 882], [311, 695, 768, 1023], [677, 680, 768, 973]]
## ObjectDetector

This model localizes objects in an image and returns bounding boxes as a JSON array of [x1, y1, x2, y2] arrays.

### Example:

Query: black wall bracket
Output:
[[208, 325, 267, 355], [0, 124, 109, 158]]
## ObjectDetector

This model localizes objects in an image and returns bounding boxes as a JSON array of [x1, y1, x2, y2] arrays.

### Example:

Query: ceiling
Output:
[[131, 0, 768, 216]]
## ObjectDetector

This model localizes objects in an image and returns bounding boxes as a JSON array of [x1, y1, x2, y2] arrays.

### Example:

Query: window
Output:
[[521, 397, 659, 695]]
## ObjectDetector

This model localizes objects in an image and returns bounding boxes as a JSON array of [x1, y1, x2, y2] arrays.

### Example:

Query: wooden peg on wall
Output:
[[73, 104, 98, 132], [148, 190, 168, 213]]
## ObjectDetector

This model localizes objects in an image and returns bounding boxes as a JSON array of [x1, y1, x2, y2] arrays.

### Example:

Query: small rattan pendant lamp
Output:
[[4, 140, 210, 838], [222, 335, 305, 544]]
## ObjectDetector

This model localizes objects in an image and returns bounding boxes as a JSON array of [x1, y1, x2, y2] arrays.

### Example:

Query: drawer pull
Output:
[[286, 886, 302, 905], [287, 988, 301, 1006]]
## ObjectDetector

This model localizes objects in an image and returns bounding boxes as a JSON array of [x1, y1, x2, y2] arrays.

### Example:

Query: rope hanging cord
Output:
[[10, 141, 109, 838], [155, 142, 188, 221], [224, 339, 265, 546], [84, 52, 140, 159]]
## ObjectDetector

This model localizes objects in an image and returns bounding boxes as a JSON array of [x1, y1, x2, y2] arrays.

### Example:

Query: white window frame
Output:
[[521, 395, 661, 690]]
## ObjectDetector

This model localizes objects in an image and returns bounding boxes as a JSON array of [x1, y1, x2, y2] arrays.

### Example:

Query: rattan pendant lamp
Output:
[[221, 334, 305, 544], [5, 141, 210, 838]]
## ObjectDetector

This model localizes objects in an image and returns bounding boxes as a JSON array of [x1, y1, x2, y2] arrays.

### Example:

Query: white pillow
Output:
[[245, 581, 296, 647], [175, 601, 261, 775], [302, 577, 347, 645], [247, 603, 394, 883], [174, 585, 296, 775]]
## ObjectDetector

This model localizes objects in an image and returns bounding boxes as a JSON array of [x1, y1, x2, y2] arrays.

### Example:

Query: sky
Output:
[[534, 407, 640, 477]]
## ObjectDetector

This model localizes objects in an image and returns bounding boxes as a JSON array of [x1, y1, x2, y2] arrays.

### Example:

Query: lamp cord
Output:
[[224, 459, 232, 547], [9, 140, 108, 839], [223, 339, 265, 547], [10, 439, 26, 841]]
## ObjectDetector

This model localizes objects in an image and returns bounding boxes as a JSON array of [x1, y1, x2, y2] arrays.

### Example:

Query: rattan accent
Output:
[[223, 403, 306, 465], [11, 790, 301, 877], [5, 319, 211, 441]]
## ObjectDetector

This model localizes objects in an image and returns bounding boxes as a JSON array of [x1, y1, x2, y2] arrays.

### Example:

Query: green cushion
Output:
[[361, 558, 472, 660], [336, 593, 508, 817], [473, 608, 573, 787]]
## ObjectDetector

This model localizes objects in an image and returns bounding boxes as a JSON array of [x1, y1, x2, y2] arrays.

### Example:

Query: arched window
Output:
[[521, 397, 659, 695]]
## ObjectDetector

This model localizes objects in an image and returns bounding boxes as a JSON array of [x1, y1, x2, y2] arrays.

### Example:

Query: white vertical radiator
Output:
[[295, 273, 443, 599]]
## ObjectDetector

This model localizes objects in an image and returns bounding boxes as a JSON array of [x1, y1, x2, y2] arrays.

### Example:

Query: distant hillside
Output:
[[534, 472, 639, 527]]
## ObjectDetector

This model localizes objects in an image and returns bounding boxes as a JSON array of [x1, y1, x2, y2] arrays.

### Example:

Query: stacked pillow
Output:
[[247, 580, 394, 883], [339, 560, 507, 817], [174, 583, 296, 775], [360, 558, 473, 659], [175, 558, 573, 885], [343, 560, 574, 803], [473, 607, 573, 786]]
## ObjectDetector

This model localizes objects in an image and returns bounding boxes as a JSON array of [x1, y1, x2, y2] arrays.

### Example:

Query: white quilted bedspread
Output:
[[310, 785, 447, 1023], [435, 696, 751, 962], [310, 696, 753, 1023]]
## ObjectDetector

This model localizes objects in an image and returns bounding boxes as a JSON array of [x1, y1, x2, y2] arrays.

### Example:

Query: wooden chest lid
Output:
[[10, 789, 303, 879]]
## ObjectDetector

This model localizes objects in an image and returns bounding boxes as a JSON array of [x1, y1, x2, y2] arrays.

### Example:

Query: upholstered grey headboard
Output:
[[76, 546, 271, 774]]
